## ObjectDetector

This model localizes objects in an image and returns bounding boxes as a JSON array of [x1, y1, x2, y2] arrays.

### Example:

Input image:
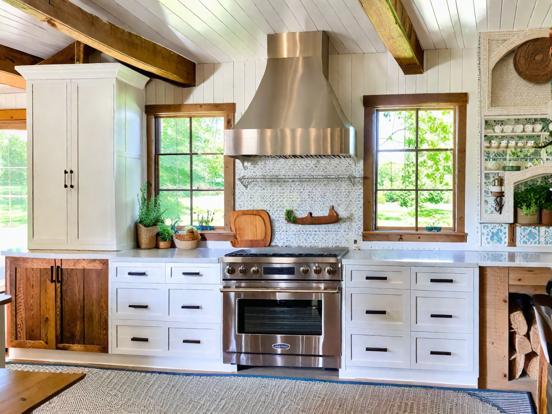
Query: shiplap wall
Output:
[[0, 93, 26, 109], [147, 49, 480, 246]]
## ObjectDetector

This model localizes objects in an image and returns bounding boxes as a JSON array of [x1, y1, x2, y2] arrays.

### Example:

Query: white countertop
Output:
[[3, 248, 552, 267]]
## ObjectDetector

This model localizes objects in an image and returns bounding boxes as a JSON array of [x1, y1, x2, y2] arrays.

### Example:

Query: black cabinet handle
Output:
[[182, 339, 201, 344], [181, 305, 201, 310], [69, 170, 74, 189], [365, 310, 387, 315], [128, 272, 147, 276], [128, 304, 149, 309], [130, 337, 149, 342], [56, 266, 62, 284], [430, 351, 452, 356], [365, 276, 388, 281], [50, 266, 55, 283], [181, 272, 202, 276], [365, 347, 388, 352], [430, 278, 454, 283], [430, 314, 453, 318], [64, 170, 68, 189]]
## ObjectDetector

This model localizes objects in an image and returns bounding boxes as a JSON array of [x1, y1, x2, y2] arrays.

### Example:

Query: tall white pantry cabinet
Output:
[[17, 64, 149, 250]]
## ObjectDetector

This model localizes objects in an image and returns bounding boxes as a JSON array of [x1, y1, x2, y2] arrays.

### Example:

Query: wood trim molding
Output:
[[358, 0, 424, 74], [0, 109, 26, 130], [146, 103, 236, 236], [4, 0, 195, 86], [0, 44, 41, 89], [362, 93, 468, 242]]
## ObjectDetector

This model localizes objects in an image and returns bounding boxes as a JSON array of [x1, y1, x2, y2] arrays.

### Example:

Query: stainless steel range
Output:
[[221, 247, 347, 369]]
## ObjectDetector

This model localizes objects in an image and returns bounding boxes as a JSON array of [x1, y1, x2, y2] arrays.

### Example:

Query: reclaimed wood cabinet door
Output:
[[6, 258, 56, 349], [56, 259, 108, 352]]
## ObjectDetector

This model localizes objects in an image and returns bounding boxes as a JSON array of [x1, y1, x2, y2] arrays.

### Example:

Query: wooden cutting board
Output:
[[230, 210, 272, 248]]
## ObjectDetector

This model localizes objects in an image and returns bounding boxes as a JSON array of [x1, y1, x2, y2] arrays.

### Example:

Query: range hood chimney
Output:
[[224, 31, 355, 158]]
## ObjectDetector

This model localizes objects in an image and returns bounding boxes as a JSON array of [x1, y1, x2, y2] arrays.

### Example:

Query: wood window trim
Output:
[[145, 103, 236, 241], [362, 93, 467, 243], [0, 109, 26, 130]]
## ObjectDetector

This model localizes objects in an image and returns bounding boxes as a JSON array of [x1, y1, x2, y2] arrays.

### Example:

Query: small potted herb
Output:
[[196, 210, 215, 231], [157, 223, 174, 249], [514, 185, 541, 225], [136, 184, 165, 249]]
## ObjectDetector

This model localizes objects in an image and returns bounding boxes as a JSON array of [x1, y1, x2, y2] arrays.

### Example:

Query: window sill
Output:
[[363, 231, 468, 243]]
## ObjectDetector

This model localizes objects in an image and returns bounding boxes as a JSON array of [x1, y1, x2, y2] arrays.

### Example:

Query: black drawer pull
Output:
[[430, 351, 452, 356], [181, 272, 202, 276], [130, 337, 149, 342], [181, 305, 202, 310], [182, 339, 201, 344], [365, 276, 388, 281], [430, 278, 454, 283], [128, 272, 147, 276], [365, 347, 388, 352], [430, 314, 453, 318], [128, 304, 149, 309], [365, 310, 387, 315]]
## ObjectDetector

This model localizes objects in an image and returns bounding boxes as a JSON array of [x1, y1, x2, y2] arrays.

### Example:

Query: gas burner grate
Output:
[[225, 249, 339, 258]]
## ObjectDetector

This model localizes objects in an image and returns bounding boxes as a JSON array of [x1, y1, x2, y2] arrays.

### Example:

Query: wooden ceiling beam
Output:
[[4, 0, 196, 86], [0, 109, 26, 130], [39, 41, 93, 65], [0, 44, 41, 89], [359, 0, 424, 74]]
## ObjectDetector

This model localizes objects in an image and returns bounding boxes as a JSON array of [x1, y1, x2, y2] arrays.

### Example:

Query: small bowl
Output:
[[517, 140, 526, 148], [425, 226, 442, 233], [526, 140, 535, 147], [173, 237, 199, 249], [493, 125, 503, 133], [490, 140, 500, 148], [508, 140, 516, 147], [499, 140, 508, 148], [524, 124, 533, 133], [503, 125, 513, 133], [514, 124, 524, 133], [533, 124, 543, 132]]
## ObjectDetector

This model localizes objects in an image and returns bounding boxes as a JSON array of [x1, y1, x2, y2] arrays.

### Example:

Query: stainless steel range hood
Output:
[[224, 31, 355, 158]]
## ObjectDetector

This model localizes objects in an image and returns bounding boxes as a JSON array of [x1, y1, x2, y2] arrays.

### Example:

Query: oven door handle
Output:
[[220, 288, 340, 293]]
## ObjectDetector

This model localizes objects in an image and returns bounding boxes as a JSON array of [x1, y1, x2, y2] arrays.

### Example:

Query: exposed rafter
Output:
[[4, 0, 196, 86], [0, 44, 41, 89], [39, 41, 93, 65], [358, 0, 424, 74]]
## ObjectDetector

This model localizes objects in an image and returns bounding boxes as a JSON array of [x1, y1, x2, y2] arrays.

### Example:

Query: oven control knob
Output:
[[238, 265, 247, 274], [251, 266, 260, 275], [326, 266, 337, 276], [299, 266, 310, 275], [225, 265, 236, 275], [313, 265, 322, 275]]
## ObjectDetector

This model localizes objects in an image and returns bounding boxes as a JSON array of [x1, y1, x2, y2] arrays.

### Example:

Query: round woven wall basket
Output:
[[513, 37, 552, 84]]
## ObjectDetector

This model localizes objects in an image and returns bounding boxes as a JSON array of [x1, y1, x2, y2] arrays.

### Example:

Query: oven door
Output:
[[222, 282, 341, 360]]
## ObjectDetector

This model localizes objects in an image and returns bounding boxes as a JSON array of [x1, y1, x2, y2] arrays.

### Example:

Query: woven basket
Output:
[[136, 223, 158, 249], [174, 237, 199, 250]]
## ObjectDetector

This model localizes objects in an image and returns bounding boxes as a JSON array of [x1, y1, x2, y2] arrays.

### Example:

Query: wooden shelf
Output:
[[484, 147, 540, 151], [484, 131, 547, 136], [515, 223, 552, 227]]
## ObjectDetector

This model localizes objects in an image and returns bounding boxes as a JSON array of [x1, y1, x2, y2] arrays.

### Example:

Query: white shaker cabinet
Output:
[[17, 64, 148, 250]]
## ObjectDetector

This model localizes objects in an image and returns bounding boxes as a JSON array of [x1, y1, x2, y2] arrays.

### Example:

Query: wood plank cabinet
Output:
[[6, 257, 108, 353]]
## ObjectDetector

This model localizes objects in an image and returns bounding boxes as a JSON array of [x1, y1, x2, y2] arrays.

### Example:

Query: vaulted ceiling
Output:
[[0, 0, 550, 63]]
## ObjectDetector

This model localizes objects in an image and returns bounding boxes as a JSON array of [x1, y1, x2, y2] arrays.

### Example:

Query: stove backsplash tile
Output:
[[235, 158, 363, 247]]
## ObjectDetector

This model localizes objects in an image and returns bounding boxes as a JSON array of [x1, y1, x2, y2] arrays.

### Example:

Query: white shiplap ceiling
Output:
[[0, 0, 550, 63]]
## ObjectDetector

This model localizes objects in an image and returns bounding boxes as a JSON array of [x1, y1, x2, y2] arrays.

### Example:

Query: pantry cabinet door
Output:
[[68, 79, 116, 249], [28, 80, 69, 248]]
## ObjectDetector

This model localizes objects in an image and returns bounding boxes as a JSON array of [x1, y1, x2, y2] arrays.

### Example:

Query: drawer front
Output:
[[412, 267, 474, 292], [349, 290, 409, 330], [168, 264, 220, 285], [411, 292, 472, 333], [115, 287, 167, 319], [348, 266, 410, 289], [169, 327, 220, 358], [350, 333, 410, 369], [169, 289, 221, 323], [115, 264, 165, 283], [413, 335, 472, 371], [114, 324, 167, 354]]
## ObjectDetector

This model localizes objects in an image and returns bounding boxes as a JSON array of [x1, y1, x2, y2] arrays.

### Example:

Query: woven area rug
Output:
[[7, 363, 533, 414]]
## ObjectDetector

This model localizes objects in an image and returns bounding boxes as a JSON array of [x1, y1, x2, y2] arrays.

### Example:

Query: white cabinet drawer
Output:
[[114, 324, 168, 354], [169, 289, 221, 323], [347, 266, 410, 289], [350, 333, 410, 369], [411, 291, 472, 333], [169, 327, 220, 358], [168, 264, 220, 285], [115, 287, 167, 319], [349, 289, 409, 331], [412, 267, 474, 292], [115, 264, 165, 283], [412, 335, 473, 371]]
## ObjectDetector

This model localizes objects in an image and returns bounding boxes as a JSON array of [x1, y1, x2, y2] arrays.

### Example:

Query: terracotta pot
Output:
[[516, 208, 539, 225], [136, 223, 158, 249], [157, 238, 172, 249], [542, 209, 552, 226]]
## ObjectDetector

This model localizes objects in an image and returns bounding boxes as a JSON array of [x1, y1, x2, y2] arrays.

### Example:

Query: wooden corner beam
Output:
[[39, 41, 93, 65], [4, 0, 196, 86], [359, 0, 424, 74], [0, 44, 41, 89]]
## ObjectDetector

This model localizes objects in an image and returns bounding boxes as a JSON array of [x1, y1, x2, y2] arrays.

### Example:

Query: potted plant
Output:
[[196, 210, 215, 231], [174, 226, 200, 249], [136, 184, 164, 249], [157, 224, 174, 249], [514, 186, 541, 225]]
